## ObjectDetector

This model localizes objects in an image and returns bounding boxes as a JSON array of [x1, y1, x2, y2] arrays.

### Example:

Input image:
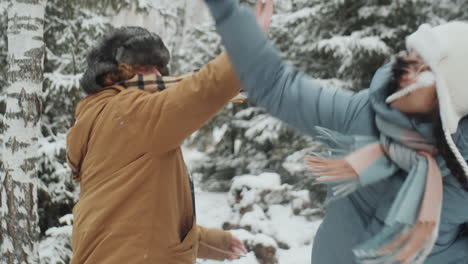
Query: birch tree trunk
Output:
[[0, 0, 46, 263]]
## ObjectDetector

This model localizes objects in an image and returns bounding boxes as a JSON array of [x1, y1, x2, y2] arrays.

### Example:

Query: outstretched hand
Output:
[[256, 0, 274, 33]]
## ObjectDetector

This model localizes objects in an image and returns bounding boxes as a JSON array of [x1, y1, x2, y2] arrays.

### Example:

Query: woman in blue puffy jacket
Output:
[[203, 0, 468, 263]]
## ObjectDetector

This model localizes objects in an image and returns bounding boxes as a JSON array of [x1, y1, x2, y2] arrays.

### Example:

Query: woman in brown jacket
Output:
[[66, 26, 247, 264]]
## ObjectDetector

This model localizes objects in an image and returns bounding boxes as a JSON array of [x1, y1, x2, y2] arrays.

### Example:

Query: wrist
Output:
[[204, 0, 237, 24]]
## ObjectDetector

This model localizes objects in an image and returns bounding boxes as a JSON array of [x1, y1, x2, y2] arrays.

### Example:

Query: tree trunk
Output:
[[1, 0, 46, 263]]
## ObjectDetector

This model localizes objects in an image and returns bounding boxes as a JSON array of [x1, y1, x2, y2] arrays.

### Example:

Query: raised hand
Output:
[[256, 0, 274, 33]]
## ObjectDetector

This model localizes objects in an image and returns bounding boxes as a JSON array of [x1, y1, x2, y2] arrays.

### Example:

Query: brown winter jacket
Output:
[[67, 53, 240, 264]]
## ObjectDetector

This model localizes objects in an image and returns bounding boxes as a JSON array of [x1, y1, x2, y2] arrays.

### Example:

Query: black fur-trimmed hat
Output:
[[80, 26, 170, 94]]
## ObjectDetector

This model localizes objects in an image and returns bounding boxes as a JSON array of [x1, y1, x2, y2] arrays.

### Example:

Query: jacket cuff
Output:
[[197, 226, 232, 260], [204, 0, 237, 24]]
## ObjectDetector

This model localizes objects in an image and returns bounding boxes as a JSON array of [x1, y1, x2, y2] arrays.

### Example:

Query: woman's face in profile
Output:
[[390, 51, 438, 115]]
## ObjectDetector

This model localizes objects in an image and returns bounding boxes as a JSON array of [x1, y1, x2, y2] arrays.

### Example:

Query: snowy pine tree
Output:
[[0, 0, 465, 263], [271, 0, 468, 90]]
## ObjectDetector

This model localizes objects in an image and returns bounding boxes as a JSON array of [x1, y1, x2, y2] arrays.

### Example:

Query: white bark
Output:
[[1, 0, 46, 263]]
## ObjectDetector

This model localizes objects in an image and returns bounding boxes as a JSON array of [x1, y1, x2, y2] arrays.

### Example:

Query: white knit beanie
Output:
[[406, 21, 468, 179]]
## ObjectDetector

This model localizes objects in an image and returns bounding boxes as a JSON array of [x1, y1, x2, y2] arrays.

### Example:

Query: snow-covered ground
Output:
[[183, 148, 322, 264], [195, 190, 320, 264]]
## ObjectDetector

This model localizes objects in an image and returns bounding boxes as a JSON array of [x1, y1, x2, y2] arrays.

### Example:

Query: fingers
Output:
[[232, 237, 247, 254], [314, 168, 356, 177], [264, 0, 274, 18], [232, 237, 241, 248], [307, 161, 349, 173], [305, 155, 342, 166], [256, 0, 263, 17], [305, 156, 349, 170], [304, 155, 358, 183], [228, 236, 248, 260], [315, 175, 355, 183], [256, 0, 273, 17], [230, 99, 245, 103], [304, 156, 340, 169], [234, 244, 248, 255], [255, 0, 273, 33], [305, 157, 357, 175]]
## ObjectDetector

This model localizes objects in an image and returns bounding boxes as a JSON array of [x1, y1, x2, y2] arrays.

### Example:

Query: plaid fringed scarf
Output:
[[119, 72, 246, 102], [120, 72, 197, 92], [305, 62, 445, 264]]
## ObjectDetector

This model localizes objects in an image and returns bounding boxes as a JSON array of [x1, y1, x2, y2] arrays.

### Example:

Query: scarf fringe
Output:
[[307, 123, 443, 264], [354, 221, 438, 264], [315, 126, 378, 155], [315, 127, 357, 155]]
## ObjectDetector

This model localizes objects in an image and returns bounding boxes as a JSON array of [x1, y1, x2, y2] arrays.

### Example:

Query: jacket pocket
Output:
[[169, 221, 197, 255]]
